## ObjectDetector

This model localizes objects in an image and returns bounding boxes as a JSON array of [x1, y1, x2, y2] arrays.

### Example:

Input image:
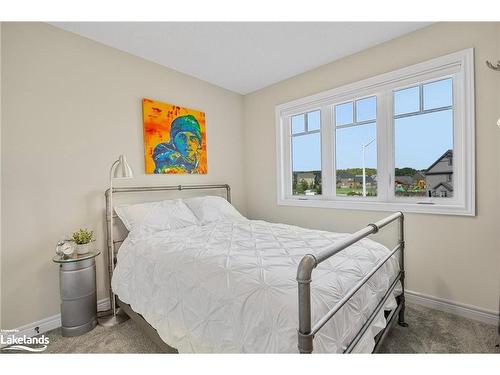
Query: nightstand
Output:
[[52, 250, 100, 337]]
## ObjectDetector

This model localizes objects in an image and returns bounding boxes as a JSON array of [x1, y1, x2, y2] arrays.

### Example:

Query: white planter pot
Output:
[[76, 242, 94, 255]]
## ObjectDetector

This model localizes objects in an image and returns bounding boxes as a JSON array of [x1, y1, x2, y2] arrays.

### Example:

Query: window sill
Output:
[[277, 197, 475, 216]]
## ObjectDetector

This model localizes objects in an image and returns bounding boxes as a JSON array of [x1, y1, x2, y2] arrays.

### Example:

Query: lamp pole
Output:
[[362, 139, 375, 197], [98, 155, 133, 327], [107, 159, 118, 318]]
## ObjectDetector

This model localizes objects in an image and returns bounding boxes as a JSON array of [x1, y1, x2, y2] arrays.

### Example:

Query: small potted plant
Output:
[[72, 229, 95, 255]]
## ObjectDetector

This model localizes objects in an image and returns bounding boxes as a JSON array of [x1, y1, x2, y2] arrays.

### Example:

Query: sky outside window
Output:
[[394, 78, 454, 198], [291, 110, 322, 195], [291, 79, 453, 172], [335, 97, 377, 197], [394, 78, 453, 170]]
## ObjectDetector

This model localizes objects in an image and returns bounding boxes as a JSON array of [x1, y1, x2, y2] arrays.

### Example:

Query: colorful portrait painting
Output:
[[143, 98, 207, 174]]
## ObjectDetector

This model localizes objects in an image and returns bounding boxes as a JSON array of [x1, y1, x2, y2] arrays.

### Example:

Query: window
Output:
[[394, 79, 453, 199], [291, 111, 322, 196], [276, 49, 475, 215], [335, 97, 377, 197]]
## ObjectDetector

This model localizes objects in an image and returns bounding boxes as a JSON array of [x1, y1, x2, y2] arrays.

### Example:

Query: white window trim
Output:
[[276, 48, 475, 216]]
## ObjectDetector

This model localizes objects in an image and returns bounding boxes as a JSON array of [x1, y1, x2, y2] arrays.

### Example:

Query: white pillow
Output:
[[114, 199, 199, 233], [183, 196, 245, 225]]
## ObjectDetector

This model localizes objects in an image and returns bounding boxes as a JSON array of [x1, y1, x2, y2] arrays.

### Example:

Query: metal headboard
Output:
[[105, 183, 231, 253], [104, 184, 231, 317]]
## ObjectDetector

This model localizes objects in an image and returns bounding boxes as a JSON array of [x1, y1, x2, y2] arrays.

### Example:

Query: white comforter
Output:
[[112, 219, 400, 353]]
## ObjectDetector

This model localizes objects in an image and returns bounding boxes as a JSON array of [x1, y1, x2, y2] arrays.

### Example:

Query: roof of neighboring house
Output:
[[395, 176, 413, 185], [433, 182, 454, 191], [413, 171, 425, 180], [354, 175, 374, 183], [336, 171, 355, 179], [395, 171, 425, 184], [426, 149, 453, 173]]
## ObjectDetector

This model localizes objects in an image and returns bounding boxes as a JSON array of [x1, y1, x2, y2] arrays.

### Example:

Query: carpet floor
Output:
[[3, 303, 499, 354]]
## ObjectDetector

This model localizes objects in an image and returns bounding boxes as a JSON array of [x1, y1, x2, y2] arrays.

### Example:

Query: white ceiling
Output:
[[50, 22, 431, 94]]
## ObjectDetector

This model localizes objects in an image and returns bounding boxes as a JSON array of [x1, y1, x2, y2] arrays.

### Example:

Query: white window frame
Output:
[[276, 48, 475, 216]]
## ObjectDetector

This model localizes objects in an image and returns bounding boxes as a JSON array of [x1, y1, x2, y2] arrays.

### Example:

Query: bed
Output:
[[104, 184, 408, 353]]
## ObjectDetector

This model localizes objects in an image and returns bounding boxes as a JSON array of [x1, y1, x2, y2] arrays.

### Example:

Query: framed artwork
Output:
[[142, 98, 207, 174]]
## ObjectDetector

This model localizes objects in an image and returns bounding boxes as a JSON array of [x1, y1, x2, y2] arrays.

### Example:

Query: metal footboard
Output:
[[297, 212, 407, 353]]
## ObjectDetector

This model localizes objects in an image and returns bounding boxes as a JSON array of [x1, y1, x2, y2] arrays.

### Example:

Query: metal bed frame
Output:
[[297, 211, 407, 353], [105, 183, 407, 353]]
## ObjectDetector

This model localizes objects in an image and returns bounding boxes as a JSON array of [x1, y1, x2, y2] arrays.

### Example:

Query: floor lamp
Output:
[[98, 155, 133, 327]]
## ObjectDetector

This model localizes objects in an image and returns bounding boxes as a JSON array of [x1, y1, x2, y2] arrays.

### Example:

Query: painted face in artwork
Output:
[[174, 131, 201, 164], [152, 115, 203, 174]]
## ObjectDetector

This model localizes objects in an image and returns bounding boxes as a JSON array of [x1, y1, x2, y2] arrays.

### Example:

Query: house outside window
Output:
[[276, 49, 475, 216]]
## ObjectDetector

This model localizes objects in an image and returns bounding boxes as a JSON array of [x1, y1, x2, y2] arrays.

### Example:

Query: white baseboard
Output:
[[406, 290, 499, 326], [1, 298, 110, 348]]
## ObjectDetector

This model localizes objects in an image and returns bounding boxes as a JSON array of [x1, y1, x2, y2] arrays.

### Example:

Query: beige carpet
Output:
[[3, 303, 499, 354], [377, 304, 498, 353]]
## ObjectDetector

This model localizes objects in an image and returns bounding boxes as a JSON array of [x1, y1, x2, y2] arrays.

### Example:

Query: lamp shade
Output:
[[112, 155, 134, 179]]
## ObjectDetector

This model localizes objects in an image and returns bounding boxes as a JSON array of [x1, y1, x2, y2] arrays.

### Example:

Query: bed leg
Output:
[[297, 255, 317, 353], [398, 295, 409, 327], [397, 213, 408, 328]]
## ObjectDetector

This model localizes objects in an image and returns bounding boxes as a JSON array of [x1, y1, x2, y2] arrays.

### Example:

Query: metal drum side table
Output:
[[52, 250, 100, 337]]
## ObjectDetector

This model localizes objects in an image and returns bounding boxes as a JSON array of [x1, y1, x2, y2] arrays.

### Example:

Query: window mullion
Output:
[[320, 106, 334, 199], [376, 91, 390, 202], [283, 116, 293, 199], [386, 89, 396, 202]]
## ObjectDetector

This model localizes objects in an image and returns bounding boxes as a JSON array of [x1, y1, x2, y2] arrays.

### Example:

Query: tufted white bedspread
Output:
[[112, 219, 401, 353]]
